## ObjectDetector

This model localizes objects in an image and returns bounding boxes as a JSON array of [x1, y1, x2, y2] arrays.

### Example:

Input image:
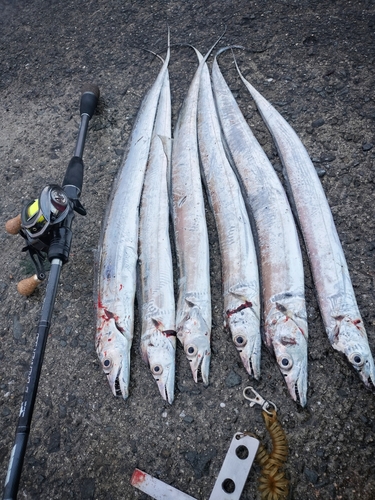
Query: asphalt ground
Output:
[[1, 1, 375, 499]]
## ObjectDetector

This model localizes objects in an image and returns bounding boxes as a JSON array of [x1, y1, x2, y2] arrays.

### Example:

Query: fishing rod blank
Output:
[[2, 84, 100, 500]]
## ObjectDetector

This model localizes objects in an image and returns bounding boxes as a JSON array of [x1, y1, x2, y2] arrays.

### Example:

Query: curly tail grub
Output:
[[254, 409, 289, 500]]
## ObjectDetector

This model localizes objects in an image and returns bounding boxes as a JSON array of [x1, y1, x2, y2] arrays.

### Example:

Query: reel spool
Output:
[[21, 185, 70, 240]]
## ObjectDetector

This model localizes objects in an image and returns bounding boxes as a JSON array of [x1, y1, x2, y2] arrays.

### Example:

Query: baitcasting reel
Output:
[[20, 184, 73, 290], [6, 175, 88, 296], [6, 183, 79, 295], [21, 184, 70, 241], [5, 83, 99, 296]]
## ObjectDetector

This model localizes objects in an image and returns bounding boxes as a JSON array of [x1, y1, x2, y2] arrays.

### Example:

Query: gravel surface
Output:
[[1, 1, 375, 499]]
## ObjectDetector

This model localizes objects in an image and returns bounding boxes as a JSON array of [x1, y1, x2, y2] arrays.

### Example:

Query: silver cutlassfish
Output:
[[196, 50, 261, 379], [212, 51, 308, 406], [235, 59, 375, 391], [95, 39, 170, 399], [171, 44, 219, 385], [138, 69, 176, 404]]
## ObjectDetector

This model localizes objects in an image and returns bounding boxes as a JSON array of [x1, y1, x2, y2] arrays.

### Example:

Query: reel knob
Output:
[[17, 274, 42, 296], [5, 214, 22, 235]]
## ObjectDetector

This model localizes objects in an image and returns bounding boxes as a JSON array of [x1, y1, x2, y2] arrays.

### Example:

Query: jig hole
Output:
[[222, 478, 235, 494], [235, 445, 249, 460]]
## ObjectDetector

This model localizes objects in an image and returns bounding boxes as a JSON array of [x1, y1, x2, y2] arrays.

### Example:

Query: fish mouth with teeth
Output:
[[282, 355, 307, 407], [225, 300, 261, 380], [330, 315, 375, 392], [142, 324, 176, 404], [269, 308, 308, 407], [177, 303, 211, 385], [184, 340, 211, 386], [101, 347, 130, 399], [96, 310, 132, 399]]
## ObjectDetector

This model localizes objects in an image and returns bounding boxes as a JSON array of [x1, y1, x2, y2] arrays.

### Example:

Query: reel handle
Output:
[[17, 274, 42, 296], [5, 214, 22, 235]]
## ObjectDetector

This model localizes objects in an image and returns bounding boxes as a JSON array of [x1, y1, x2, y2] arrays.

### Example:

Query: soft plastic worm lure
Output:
[[243, 387, 289, 500], [256, 408, 289, 500]]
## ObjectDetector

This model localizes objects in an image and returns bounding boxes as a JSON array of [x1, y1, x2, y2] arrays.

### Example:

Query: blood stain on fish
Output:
[[226, 300, 253, 318]]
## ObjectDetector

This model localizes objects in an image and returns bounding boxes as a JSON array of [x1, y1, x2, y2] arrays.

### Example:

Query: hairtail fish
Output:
[[95, 36, 170, 399], [234, 56, 375, 392], [196, 48, 261, 379], [212, 50, 308, 406], [171, 37, 225, 385], [138, 69, 176, 404]]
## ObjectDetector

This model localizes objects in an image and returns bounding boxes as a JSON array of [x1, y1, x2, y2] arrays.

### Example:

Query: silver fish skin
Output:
[[171, 47, 215, 385], [212, 54, 308, 406], [196, 52, 261, 379], [236, 65, 375, 391], [138, 71, 176, 404], [96, 42, 170, 399]]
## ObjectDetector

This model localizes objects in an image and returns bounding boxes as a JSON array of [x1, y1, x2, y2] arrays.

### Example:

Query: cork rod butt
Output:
[[5, 214, 22, 235], [17, 275, 41, 296]]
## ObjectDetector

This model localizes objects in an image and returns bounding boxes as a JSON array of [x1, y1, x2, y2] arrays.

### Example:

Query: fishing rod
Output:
[[2, 84, 100, 500]]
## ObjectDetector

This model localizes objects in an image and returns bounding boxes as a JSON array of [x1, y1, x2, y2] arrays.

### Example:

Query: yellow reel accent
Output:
[[27, 199, 45, 223]]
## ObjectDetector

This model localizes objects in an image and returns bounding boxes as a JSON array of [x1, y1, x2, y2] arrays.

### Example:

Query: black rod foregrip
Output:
[[62, 156, 84, 192], [74, 114, 90, 160], [80, 84, 100, 119], [64, 84, 99, 186]]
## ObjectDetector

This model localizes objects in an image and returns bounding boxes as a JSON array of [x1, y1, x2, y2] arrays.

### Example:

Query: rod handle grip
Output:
[[62, 156, 84, 193], [5, 214, 22, 235], [80, 84, 100, 119], [17, 275, 42, 296]]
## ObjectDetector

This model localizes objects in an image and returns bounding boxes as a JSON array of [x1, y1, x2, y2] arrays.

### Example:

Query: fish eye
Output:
[[102, 358, 112, 372], [349, 352, 365, 367], [151, 364, 163, 376], [186, 344, 198, 357], [234, 335, 247, 348], [278, 354, 293, 371]]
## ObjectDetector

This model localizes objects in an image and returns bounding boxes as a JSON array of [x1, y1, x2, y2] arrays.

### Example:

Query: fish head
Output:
[[96, 317, 131, 399], [333, 315, 375, 390], [178, 305, 211, 385], [142, 326, 176, 404], [226, 306, 261, 379], [269, 316, 308, 407]]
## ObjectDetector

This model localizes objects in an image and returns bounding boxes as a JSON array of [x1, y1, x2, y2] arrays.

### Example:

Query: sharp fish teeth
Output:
[[114, 378, 122, 398]]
